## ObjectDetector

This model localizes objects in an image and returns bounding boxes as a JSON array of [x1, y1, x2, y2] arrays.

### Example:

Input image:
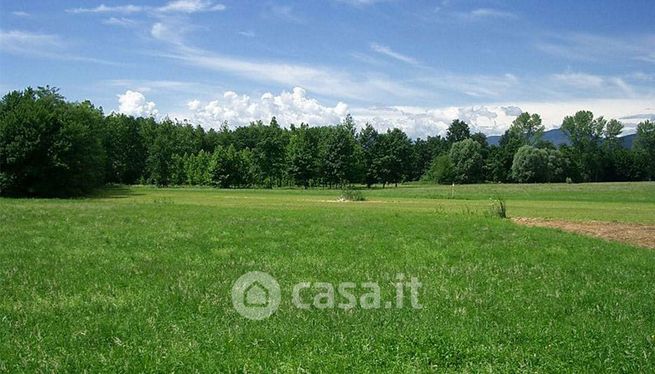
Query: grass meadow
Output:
[[1, 182, 655, 371]]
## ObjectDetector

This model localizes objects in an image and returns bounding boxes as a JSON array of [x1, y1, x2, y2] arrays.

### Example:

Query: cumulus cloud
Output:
[[111, 84, 655, 139], [501, 106, 523, 116], [186, 87, 523, 138], [117, 90, 159, 117], [353, 105, 522, 138], [187, 87, 348, 127]]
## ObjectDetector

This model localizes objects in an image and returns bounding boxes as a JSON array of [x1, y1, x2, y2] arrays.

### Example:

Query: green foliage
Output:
[[560, 111, 615, 182], [487, 196, 507, 218], [287, 124, 318, 188], [0, 87, 106, 196], [185, 150, 213, 185], [321, 123, 359, 187], [449, 138, 483, 183], [2, 87, 654, 196], [511, 145, 548, 183], [210, 145, 253, 188], [357, 124, 379, 187], [424, 154, 454, 184], [634, 120, 655, 180], [251, 117, 288, 188], [509, 112, 545, 146], [373, 128, 412, 187], [446, 119, 471, 144], [338, 187, 366, 201], [511, 145, 569, 183], [410, 136, 448, 181]]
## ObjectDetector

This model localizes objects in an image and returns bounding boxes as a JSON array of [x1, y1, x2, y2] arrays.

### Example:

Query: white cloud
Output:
[[421, 73, 520, 99], [111, 85, 654, 139], [66, 4, 143, 14], [0, 30, 117, 65], [467, 8, 516, 19], [0, 30, 64, 53], [158, 0, 226, 13], [187, 87, 349, 127], [67, 1, 225, 15], [370, 43, 418, 65], [552, 72, 604, 89], [499, 99, 655, 133], [178, 87, 539, 138], [550, 72, 636, 96], [352, 98, 655, 138], [12, 11, 30, 17], [103, 17, 138, 27], [117, 90, 159, 117], [537, 33, 655, 64], [265, 5, 305, 24], [156, 44, 429, 102], [151, 23, 169, 39], [336, 0, 390, 7], [353, 104, 520, 138], [501, 106, 523, 116], [105, 79, 216, 95], [238, 31, 256, 38], [432, 7, 517, 22]]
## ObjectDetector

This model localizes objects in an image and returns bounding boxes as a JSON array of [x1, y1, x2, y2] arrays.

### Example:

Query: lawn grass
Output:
[[1, 183, 654, 371]]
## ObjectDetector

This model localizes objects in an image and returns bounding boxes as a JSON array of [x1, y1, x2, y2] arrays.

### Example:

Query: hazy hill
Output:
[[487, 128, 637, 148]]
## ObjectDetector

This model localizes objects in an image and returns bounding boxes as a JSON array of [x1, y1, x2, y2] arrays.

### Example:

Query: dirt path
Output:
[[512, 217, 655, 249]]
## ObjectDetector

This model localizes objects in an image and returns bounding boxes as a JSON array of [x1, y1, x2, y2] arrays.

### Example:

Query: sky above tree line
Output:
[[1, 0, 654, 138]]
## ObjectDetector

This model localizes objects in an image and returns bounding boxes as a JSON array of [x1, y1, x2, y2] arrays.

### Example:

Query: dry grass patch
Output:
[[513, 217, 655, 249]]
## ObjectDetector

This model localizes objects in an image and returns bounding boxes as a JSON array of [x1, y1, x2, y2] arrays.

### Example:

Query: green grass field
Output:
[[1, 183, 655, 371]]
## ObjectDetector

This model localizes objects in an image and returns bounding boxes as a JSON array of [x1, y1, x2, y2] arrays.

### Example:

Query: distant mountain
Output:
[[487, 128, 636, 148], [619, 134, 636, 148]]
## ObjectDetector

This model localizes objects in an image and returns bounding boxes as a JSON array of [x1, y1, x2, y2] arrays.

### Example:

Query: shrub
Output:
[[339, 187, 365, 201], [488, 197, 507, 218]]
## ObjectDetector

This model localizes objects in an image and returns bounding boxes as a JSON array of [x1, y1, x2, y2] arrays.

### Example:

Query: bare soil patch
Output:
[[512, 217, 655, 249]]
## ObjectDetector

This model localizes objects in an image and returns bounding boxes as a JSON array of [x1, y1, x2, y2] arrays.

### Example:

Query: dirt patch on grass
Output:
[[512, 217, 655, 249]]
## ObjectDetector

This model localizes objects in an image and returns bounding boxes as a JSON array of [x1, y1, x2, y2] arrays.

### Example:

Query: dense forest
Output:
[[0, 87, 654, 197]]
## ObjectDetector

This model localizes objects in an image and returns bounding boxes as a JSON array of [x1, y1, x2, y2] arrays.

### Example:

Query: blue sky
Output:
[[1, 0, 654, 137]]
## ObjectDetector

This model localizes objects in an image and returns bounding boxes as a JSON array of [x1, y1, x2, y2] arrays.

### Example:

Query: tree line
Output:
[[1, 87, 653, 197]]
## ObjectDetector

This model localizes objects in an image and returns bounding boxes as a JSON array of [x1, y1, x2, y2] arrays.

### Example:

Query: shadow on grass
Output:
[[91, 185, 145, 199]]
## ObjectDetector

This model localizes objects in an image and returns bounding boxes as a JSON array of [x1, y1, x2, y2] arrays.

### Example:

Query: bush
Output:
[[339, 187, 365, 201], [488, 197, 507, 218]]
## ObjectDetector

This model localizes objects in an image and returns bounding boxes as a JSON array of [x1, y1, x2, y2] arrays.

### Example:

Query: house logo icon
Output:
[[231, 271, 280, 320]]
